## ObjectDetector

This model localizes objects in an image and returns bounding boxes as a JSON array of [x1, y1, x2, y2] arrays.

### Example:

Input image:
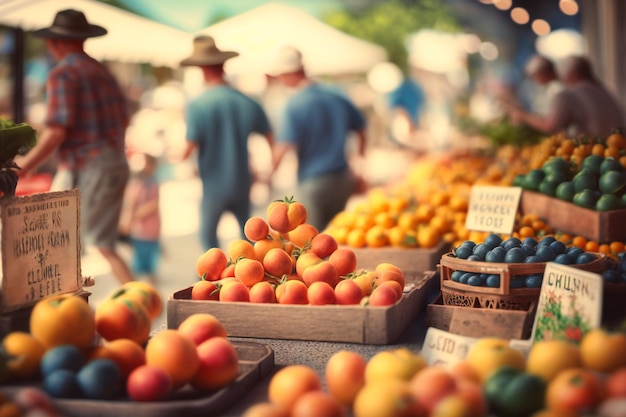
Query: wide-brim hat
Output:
[[266, 45, 304, 76], [32, 9, 107, 40], [180, 36, 239, 67]]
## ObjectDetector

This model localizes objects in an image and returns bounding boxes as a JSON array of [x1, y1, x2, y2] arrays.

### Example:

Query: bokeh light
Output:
[[511, 7, 530, 24]]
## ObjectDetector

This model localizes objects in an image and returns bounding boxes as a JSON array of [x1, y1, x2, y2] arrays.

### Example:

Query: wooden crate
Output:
[[425, 295, 536, 339], [3, 341, 274, 417], [167, 272, 438, 345], [348, 240, 450, 278], [520, 190, 626, 242], [438, 252, 607, 310]]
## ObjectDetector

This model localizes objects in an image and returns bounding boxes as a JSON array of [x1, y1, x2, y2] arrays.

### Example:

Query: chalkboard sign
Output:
[[0, 189, 81, 312], [465, 185, 522, 235], [530, 262, 603, 344]]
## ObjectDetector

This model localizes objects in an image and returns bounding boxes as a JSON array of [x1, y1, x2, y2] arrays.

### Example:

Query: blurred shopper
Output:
[[387, 74, 426, 148], [522, 54, 563, 116], [509, 55, 625, 138], [15, 9, 134, 284], [179, 36, 274, 250], [268, 46, 367, 231], [119, 153, 161, 283]]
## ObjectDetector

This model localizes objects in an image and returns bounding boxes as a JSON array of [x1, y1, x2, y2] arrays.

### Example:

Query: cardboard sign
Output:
[[0, 189, 81, 312], [530, 262, 603, 344], [421, 327, 478, 366], [465, 185, 522, 235]]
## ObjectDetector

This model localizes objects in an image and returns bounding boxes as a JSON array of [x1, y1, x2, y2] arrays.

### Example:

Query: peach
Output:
[[254, 238, 283, 263], [191, 337, 239, 391], [325, 350, 366, 406], [351, 270, 376, 296], [334, 279, 364, 305], [263, 247, 294, 279], [375, 280, 404, 300], [295, 252, 322, 277], [234, 258, 266, 287], [177, 313, 227, 346], [373, 265, 406, 289], [249, 281, 277, 304], [291, 391, 346, 417], [191, 280, 219, 301], [196, 247, 228, 281], [307, 281, 336, 305], [227, 239, 256, 262], [89, 338, 146, 378], [218, 280, 250, 302], [95, 296, 151, 345], [220, 262, 236, 278], [287, 223, 319, 248], [127, 365, 173, 402], [145, 329, 198, 389], [368, 282, 401, 306], [119, 281, 163, 320], [328, 248, 358, 276], [409, 366, 459, 414], [275, 280, 308, 305], [266, 200, 291, 233], [244, 216, 270, 242], [302, 260, 339, 288], [309, 232, 338, 259]]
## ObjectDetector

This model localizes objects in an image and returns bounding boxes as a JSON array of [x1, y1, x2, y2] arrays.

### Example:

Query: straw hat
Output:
[[32, 9, 107, 40], [180, 36, 239, 67], [266, 45, 304, 76]]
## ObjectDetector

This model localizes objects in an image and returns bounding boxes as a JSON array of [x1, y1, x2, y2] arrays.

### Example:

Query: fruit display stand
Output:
[[425, 252, 607, 339], [520, 190, 626, 242], [3, 340, 274, 417], [168, 271, 438, 345]]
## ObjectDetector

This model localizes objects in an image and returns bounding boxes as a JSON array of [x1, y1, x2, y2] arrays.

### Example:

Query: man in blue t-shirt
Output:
[[388, 76, 426, 147], [268, 46, 367, 231], [180, 36, 274, 250]]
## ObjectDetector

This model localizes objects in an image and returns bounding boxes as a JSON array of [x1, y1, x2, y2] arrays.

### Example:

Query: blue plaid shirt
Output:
[[45, 53, 129, 170]]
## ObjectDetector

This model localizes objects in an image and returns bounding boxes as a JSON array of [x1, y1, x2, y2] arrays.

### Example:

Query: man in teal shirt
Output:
[[180, 36, 274, 250]]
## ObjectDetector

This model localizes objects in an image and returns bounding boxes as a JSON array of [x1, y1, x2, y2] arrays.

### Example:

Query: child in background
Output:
[[119, 153, 161, 283]]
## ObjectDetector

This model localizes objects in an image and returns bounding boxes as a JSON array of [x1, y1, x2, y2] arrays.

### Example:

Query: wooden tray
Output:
[[3, 341, 274, 417], [167, 272, 438, 345], [520, 190, 626, 242]]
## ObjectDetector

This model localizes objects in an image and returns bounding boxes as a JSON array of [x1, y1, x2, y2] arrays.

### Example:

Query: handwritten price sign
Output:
[[465, 185, 522, 235]]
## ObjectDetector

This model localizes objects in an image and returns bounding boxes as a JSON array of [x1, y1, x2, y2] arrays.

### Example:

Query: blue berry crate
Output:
[[438, 251, 607, 297]]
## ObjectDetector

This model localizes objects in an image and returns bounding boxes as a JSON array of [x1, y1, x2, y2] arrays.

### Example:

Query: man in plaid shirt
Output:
[[16, 9, 134, 284]]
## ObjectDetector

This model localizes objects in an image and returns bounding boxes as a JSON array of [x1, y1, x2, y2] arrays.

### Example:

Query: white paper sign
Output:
[[530, 262, 603, 344], [465, 185, 522, 235], [421, 327, 478, 367], [1, 189, 82, 312]]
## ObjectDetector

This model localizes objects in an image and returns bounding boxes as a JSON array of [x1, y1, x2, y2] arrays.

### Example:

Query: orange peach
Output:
[[177, 313, 227, 346], [191, 280, 220, 301], [95, 296, 151, 345], [196, 247, 228, 281], [334, 279, 364, 305], [234, 258, 265, 287], [244, 216, 270, 242], [227, 239, 256, 262], [328, 248, 358, 276], [368, 282, 401, 306], [287, 223, 319, 248], [409, 366, 458, 414], [295, 252, 322, 277], [253, 238, 283, 263], [218, 280, 250, 302], [309, 233, 338, 259], [249, 281, 277, 304], [191, 337, 239, 391], [325, 350, 366, 406], [89, 338, 146, 378], [263, 247, 294, 279], [302, 260, 339, 288], [275, 280, 308, 305], [145, 329, 198, 389], [307, 281, 336, 305], [119, 281, 163, 320]]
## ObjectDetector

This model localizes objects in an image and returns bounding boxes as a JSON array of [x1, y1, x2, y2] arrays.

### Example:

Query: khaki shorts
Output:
[[51, 147, 129, 250]]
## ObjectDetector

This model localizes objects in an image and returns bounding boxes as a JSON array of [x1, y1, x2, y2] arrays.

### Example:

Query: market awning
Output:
[[0, 0, 193, 67], [198, 3, 388, 76]]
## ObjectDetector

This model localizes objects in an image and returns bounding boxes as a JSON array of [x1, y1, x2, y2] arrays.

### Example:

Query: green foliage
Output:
[[457, 115, 546, 149], [0, 118, 37, 197], [322, 0, 461, 69]]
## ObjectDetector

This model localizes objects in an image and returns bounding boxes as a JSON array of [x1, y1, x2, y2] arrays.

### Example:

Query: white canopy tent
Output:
[[0, 0, 194, 67], [198, 3, 388, 76]]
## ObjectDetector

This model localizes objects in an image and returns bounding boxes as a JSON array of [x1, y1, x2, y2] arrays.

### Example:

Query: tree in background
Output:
[[322, 0, 461, 70]]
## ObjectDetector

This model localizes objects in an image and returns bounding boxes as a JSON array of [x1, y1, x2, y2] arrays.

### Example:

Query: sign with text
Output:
[[465, 185, 522, 235], [530, 262, 603, 344], [421, 327, 478, 367], [0, 189, 81, 312]]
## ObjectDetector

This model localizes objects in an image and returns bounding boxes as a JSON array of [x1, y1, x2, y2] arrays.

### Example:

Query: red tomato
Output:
[[546, 368, 604, 414]]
